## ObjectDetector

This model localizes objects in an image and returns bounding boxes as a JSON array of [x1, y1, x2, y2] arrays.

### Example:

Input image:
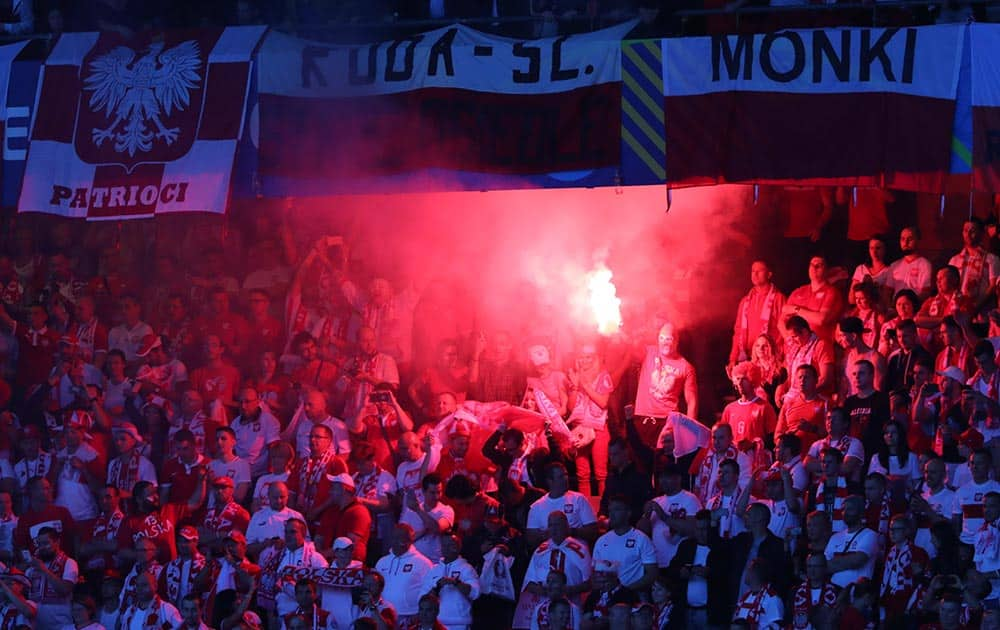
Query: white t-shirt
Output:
[[527, 491, 597, 532], [293, 416, 351, 461], [231, 409, 281, 476], [592, 528, 656, 587], [108, 321, 154, 362], [953, 479, 1000, 544], [251, 472, 289, 507], [753, 498, 799, 540], [568, 371, 614, 430], [824, 527, 879, 587], [400, 501, 455, 561], [375, 546, 434, 616], [246, 506, 306, 544], [55, 443, 100, 520], [648, 490, 702, 567], [808, 435, 865, 465], [421, 557, 481, 625], [888, 256, 933, 298], [867, 453, 922, 484], [915, 486, 955, 558]]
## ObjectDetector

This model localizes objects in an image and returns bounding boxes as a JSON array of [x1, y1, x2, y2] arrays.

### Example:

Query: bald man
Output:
[[634, 323, 698, 449], [285, 390, 351, 460], [231, 386, 281, 476]]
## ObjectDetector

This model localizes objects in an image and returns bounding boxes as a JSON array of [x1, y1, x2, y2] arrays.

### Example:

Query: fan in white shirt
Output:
[[420, 534, 480, 630], [246, 482, 306, 556], [374, 523, 434, 618], [637, 464, 701, 569], [953, 450, 1000, 545], [522, 511, 593, 604], [526, 463, 597, 547], [400, 473, 454, 562], [823, 496, 879, 588], [910, 457, 956, 558], [592, 496, 657, 592]]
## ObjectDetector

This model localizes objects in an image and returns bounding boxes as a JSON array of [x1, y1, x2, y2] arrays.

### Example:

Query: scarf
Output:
[[354, 467, 385, 500], [975, 520, 1000, 566], [86, 510, 125, 570], [28, 552, 68, 603], [164, 554, 205, 605], [259, 543, 324, 609], [109, 450, 142, 493], [120, 596, 168, 630], [816, 476, 848, 527], [695, 445, 738, 503], [959, 248, 987, 297], [17, 453, 53, 487], [791, 581, 838, 629], [709, 487, 744, 539], [299, 450, 336, 511], [866, 494, 891, 549], [734, 586, 773, 625], [738, 286, 777, 361], [973, 369, 1000, 402], [120, 562, 163, 613], [881, 542, 915, 597], [76, 318, 98, 362]]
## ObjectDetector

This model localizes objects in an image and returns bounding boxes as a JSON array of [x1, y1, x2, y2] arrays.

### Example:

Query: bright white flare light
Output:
[[587, 264, 622, 336]]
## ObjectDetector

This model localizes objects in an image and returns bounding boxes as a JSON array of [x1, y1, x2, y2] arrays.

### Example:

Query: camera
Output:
[[370, 391, 392, 405]]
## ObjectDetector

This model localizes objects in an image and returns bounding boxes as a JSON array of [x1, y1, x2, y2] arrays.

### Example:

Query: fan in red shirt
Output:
[[0, 302, 61, 391], [159, 430, 209, 509], [120, 481, 182, 565], [198, 476, 250, 555], [287, 423, 347, 527], [315, 472, 370, 562], [14, 476, 76, 556], [189, 334, 241, 411], [191, 288, 251, 367]]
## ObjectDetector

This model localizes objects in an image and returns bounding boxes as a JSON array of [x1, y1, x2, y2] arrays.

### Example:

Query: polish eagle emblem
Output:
[[82, 40, 202, 157]]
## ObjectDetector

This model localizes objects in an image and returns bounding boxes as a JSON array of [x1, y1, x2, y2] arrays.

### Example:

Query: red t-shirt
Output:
[[15, 326, 60, 389], [14, 504, 76, 555], [120, 505, 184, 564], [316, 500, 371, 561], [287, 453, 348, 515], [160, 456, 206, 505], [190, 363, 241, 407], [192, 313, 251, 357], [720, 398, 778, 444]]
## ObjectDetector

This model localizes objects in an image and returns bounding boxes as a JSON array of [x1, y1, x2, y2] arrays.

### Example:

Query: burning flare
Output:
[[587, 263, 622, 336]]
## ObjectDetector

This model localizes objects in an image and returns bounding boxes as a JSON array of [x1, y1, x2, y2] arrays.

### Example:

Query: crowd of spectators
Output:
[[2, 187, 1000, 630], [0, 0, 996, 43]]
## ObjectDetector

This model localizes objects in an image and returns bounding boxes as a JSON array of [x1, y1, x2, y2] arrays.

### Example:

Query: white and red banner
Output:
[[663, 26, 965, 191], [971, 24, 1000, 192], [255, 21, 635, 189], [18, 26, 265, 220]]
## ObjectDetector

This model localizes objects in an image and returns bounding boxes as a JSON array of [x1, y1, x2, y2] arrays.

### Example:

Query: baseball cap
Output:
[[326, 472, 356, 491], [112, 422, 143, 443], [136, 334, 163, 358], [332, 537, 354, 551], [936, 366, 966, 383], [177, 526, 199, 541], [212, 476, 235, 488]]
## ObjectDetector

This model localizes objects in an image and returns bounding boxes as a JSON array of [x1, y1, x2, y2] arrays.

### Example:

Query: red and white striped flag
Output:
[[18, 26, 265, 220]]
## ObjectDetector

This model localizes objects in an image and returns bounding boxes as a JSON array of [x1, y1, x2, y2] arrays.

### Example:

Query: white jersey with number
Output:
[[648, 490, 702, 567]]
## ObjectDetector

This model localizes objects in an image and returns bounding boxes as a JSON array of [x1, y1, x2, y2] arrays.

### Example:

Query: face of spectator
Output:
[[114, 432, 137, 455], [180, 598, 201, 627], [214, 482, 234, 504], [651, 580, 669, 605], [837, 328, 857, 350], [548, 466, 569, 496], [135, 539, 156, 565], [924, 459, 945, 489], [391, 526, 414, 556], [449, 434, 469, 458], [294, 582, 317, 610], [895, 296, 916, 319], [177, 534, 197, 558], [166, 297, 186, 322], [842, 498, 863, 528], [821, 452, 841, 478], [204, 335, 224, 361], [751, 336, 773, 362], [608, 500, 630, 530], [297, 339, 318, 362], [899, 326, 918, 351], [694, 517, 711, 545], [973, 452, 993, 482], [248, 292, 270, 318], [180, 390, 203, 416], [659, 429, 675, 455], [216, 430, 236, 455], [900, 228, 918, 254], [750, 261, 770, 287], [440, 344, 459, 369], [549, 602, 571, 629], [303, 391, 327, 421], [397, 434, 421, 462], [71, 602, 91, 625], [851, 363, 873, 392], [436, 393, 457, 419], [854, 289, 872, 311], [657, 324, 676, 356], [424, 482, 442, 507], [121, 298, 140, 326], [963, 221, 982, 248], [869, 238, 886, 263], [268, 483, 289, 511], [238, 389, 260, 417], [547, 512, 569, 542], [718, 464, 738, 491], [134, 574, 155, 604], [98, 487, 118, 514], [358, 327, 377, 356], [808, 257, 827, 284], [883, 423, 901, 449], [795, 367, 817, 396], [712, 425, 733, 452], [805, 555, 827, 583], [259, 352, 277, 376], [936, 268, 958, 294], [308, 427, 331, 457], [284, 520, 306, 549], [864, 477, 885, 504], [440, 535, 459, 563]]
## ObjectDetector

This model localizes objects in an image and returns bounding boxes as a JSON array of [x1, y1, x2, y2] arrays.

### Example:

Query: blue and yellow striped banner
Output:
[[621, 39, 665, 184]]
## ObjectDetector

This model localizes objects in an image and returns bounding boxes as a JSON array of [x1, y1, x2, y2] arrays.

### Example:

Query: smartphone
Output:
[[370, 391, 392, 405]]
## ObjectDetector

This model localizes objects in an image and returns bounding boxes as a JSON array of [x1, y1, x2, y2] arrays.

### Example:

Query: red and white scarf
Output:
[[816, 476, 848, 528], [108, 450, 142, 494], [120, 563, 163, 613], [696, 446, 739, 504], [86, 509, 125, 570], [791, 581, 838, 629], [788, 334, 820, 381], [354, 467, 385, 501], [881, 542, 915, 597], [164, 554, 205, 606], [299, 450, 336, 511], [738, 286, 777, 361], [28, 552, 68, 603], [866, 494, 892, 553], [734, 586, 775, 626], [120, 596, 172, 630], [709, 487, 744, 539], [958, 248, 987, 297], [259, 542, 325, 610]]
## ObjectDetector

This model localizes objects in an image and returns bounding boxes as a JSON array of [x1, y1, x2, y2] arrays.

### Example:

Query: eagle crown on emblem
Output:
[[83, 40, 202, 157]]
